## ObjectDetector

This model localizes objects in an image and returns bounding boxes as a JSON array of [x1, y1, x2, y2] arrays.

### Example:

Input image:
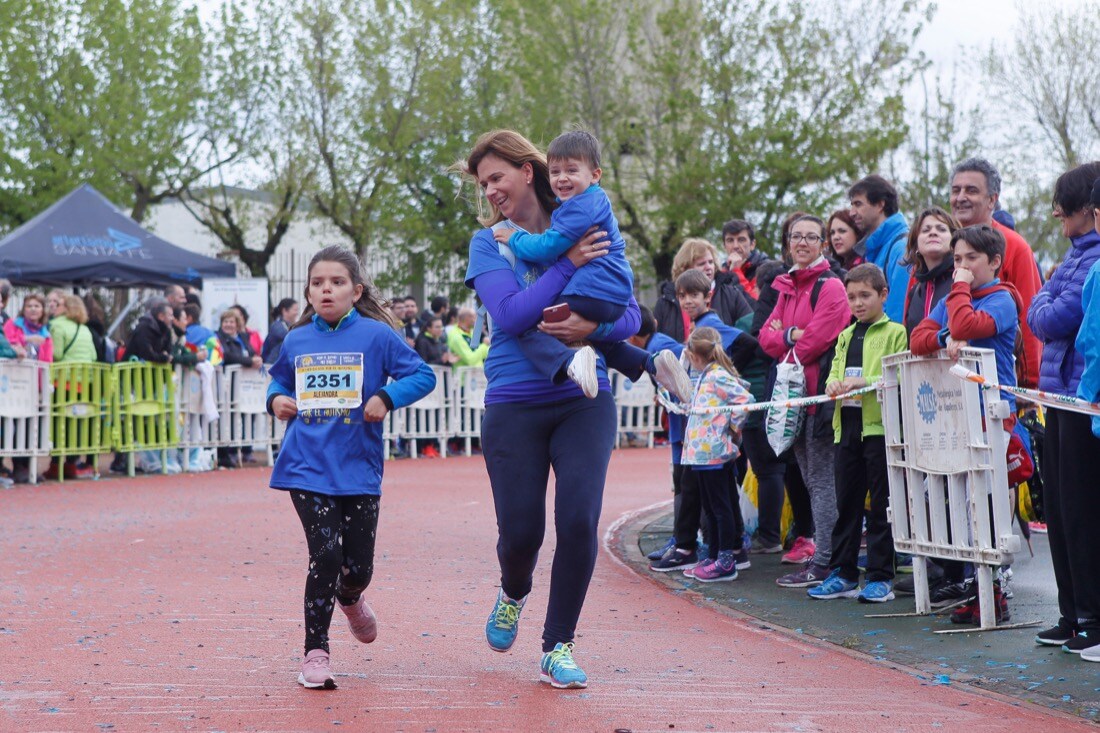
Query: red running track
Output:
[[0, 449, 1087, 732]]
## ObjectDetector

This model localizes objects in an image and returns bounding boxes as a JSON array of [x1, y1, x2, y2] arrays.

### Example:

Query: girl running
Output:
[[266, 245, 436, 690], [681, 326, 753, 582]]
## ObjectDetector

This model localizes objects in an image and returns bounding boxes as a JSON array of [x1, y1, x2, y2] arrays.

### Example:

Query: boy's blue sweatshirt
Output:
[[266, 309, 436, 496], [507, 184, 634, 306]]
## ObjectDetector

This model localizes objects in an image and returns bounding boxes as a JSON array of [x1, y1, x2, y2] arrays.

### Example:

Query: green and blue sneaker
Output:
[[539, 642, 588, 689], [485, 588, 525, 652], [807, 568, 859, 599]]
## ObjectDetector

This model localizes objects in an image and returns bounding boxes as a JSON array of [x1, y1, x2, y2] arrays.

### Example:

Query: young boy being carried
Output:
[[492, 130, 691, 402], [807, 264, 908, 603], [910, 224, 1022, 624]]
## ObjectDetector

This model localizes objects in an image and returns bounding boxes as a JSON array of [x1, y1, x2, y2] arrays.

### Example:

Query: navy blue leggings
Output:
[[481, 392, 617, 652]]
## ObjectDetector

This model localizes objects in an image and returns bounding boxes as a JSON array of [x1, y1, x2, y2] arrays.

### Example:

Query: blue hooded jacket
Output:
[[1028, 229, 1100, 396], [1075, 256, 1100, 437], [862, 211, 910, 322]]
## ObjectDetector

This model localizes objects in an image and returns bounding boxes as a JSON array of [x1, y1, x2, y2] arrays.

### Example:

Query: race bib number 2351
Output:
[[295, 353, 364, 410]]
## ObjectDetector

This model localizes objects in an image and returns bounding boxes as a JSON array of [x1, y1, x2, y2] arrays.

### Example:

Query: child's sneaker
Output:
[[781, 536, 815, 564], [485, 588, 526, 651], [776, 562, 829, 588], [733, 549, 751, 570], [566, 346, 598, 399], [693, 551, 738, 582], [653, 350, 694, 402], [858, 580, 895, 603], [650, 547, 699, 572], [647, 536, 676, 561], [540, 642, 588, 689], [807, 569, 859, 599], [298, 649, 336, 689], [683, 558, 713, 578], [339, 595, 377, 643]]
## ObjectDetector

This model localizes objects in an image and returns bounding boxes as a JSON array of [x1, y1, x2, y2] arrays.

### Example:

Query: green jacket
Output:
[[50, 316, 98, 363], [446, 326, 489, 367], [828, 314, 908, 442]]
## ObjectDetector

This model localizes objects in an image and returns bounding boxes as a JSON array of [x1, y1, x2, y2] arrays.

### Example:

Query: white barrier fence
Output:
[[880, 348, 1022, 631], [0, 360, 51, 483], [1, 363, 667, 475]]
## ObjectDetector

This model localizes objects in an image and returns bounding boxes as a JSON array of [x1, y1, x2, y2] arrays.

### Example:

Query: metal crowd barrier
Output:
[[114, 362, 178, 476], [2, 362, 670, 481], [610, 370, 663, 448], [0, 359, 51, 483], [49, 362, 115, 482], [880, 348, 1022, 631]]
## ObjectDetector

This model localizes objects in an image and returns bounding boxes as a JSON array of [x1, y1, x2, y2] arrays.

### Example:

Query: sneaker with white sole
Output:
[[339, 595, 377, 643], [485, 588, 526, 652], [540, 642, 588, 688], [807, 569, 859, 599], [567, 346, 599, 398], [647, 536, 676, 561], [298, 649, 336, 689], [858, 580, 895, 603], [653, 350, 694, 403], [650, 547, 699, 572], [693, 551, 738, 582]]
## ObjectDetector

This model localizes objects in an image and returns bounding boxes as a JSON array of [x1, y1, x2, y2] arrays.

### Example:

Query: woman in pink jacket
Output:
[[758, 215, 851, 589]]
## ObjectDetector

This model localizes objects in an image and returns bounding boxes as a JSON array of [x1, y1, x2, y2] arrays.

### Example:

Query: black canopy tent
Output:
[[0, 183, 236, 288]]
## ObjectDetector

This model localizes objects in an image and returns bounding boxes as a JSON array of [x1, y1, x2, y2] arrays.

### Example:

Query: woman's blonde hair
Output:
[[671, 237, 720, 281], [687, 326, 735, 375], [219, 309, 244, 333], [61, 294, 88, 324], [459, 129, 557, 227]]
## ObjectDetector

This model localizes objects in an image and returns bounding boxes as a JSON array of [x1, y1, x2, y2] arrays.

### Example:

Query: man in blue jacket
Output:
[[848, 175, 909, 321]]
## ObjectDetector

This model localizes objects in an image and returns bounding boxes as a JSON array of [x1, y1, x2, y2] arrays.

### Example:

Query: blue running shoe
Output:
[[647, 536, 676, 561], [540, 642, 588, 688], [858, 580, 895, 603], [485, 589, 525, 652], [807, 569, 859, 599]]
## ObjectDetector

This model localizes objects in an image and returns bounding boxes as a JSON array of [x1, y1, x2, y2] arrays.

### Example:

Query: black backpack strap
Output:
[[809, 269, 838, 310]]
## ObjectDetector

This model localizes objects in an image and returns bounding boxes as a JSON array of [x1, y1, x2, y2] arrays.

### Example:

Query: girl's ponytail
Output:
[[687, 327, 737, 376]]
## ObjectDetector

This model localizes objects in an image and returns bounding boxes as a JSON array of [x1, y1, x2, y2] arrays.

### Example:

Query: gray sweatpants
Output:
[[793, 410, 838, 568]]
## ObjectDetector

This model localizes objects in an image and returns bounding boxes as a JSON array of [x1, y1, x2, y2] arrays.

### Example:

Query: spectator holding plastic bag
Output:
[[758, 215, 850, 589]]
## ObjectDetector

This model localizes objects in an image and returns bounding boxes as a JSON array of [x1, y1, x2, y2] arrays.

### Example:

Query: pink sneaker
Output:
[[339, 595, 377, 643], [298, 649, 336, 689], [781, 537, 816, 565]]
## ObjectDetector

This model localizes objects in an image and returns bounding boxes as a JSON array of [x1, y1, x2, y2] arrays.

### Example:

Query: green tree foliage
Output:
[[491, 0, 930, 280], [0, 0, 214, 226], [179, 3, 314, 279]]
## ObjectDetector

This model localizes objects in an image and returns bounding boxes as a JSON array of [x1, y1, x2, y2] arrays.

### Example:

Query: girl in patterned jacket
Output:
[[682, 326, 754, 582]]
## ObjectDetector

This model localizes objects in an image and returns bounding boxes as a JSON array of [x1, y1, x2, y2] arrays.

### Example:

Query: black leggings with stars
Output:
[[290, 490, 380, 653]]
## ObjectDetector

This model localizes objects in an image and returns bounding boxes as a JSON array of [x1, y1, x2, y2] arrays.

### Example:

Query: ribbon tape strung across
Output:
[[656, 384, 878, 416], [657, 366, 1100, 418], [947, 365, 1100, 417]]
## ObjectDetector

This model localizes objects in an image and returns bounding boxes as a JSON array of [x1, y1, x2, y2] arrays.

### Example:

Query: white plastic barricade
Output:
[[452, 366, 487, 456], [0, 360, 51, 483], [611, 370, 662, 448], [880, 348, 1021, 630], [396, 365, 451, 458], [174, 364, 228, 470], [225, 366, 279, 464]]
